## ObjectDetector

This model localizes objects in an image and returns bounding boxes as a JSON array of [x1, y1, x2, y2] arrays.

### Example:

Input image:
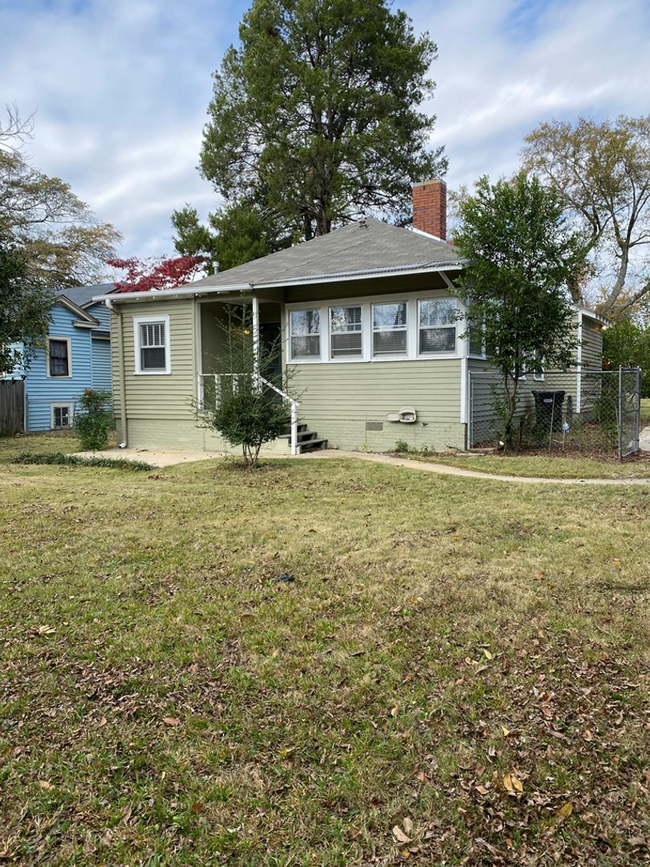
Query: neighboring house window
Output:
[[533, 370, 545, 381], [51, 403, 73, 429], [372, 302, 407, 356], [419, 299, 457, 354], [330, 306, 362, 358], [290, 309, 320, 359], [134, 315, 171, 374], [468, 320, 485, 357], [48, 338, 71, 377]]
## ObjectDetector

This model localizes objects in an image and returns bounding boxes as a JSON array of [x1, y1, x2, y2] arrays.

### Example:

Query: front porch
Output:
[[196, 296, 327, 455]]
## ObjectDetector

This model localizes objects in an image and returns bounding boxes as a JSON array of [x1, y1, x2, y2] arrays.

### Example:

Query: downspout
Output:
[[576, 309, 583, 415], [105, 298, 128, 448]]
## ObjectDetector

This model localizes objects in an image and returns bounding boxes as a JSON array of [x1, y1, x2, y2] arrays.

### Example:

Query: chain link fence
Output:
[[469, 367, 642, 459]]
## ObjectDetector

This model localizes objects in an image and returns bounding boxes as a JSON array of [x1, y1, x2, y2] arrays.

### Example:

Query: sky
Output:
[[1, 0, 649, 268]]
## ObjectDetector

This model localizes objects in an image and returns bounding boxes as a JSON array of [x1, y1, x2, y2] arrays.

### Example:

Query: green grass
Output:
[[416, 452, 650, 479], [1, 433, 649, 865]]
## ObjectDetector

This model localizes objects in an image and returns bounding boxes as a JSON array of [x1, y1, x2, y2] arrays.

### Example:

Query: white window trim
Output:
[[134, 314, 171, 375], [46, 336, 72, 378], [288, 307, 322, 362], [371, 301, 409, 359], [287, 291, 459, 364], [51, 402, 74, 429]]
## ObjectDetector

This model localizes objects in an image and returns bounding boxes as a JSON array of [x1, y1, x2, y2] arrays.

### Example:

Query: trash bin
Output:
[[532, 390, 566, 435]]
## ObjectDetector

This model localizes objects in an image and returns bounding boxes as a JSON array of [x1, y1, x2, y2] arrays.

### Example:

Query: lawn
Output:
[[1, 434, 649, 865], [416, 452, 650, 479]]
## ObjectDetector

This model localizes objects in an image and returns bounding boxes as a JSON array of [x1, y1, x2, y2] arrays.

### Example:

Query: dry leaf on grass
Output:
[[162, 717, 180, 727], [393, 825, 411, 844]]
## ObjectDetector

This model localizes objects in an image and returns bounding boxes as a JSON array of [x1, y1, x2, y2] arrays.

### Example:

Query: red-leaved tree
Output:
[[107, 255, 204, 293]]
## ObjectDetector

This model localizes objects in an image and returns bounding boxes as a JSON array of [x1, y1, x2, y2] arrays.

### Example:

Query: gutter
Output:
[[105, 298, 128, 448]]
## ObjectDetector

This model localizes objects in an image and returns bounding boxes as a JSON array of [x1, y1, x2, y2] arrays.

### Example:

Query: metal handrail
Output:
[[198, 373, 299, 456]]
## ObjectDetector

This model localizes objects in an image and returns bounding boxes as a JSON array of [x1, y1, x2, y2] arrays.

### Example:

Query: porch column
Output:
[[252, 294, 260, 386]]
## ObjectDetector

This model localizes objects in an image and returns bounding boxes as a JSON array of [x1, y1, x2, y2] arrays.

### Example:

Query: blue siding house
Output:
[[10, 283, 115, 432]]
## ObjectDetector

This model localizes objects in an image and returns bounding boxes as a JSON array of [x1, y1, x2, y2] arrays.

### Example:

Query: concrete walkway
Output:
[[74, 446, 650, 486]]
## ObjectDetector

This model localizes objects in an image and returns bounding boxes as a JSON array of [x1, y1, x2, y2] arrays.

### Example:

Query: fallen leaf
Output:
[[583, 729, 593, 742], [628, 837, 647, 847], [162, 717, 180, 727], [475, 785, 490, 795], [555, 802, 573, 820], [403, 817, 414, 834], [38, 780, 54, 790], [393, 826, 411, 844], [390, 705, 400, 717], [482, 649, 493, 660], [191, 802, 203, 814], [501, 726, 510, 737], [37, 625, 56, 635]]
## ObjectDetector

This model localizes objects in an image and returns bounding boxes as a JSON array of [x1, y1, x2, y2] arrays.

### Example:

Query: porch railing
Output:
[[198, 373, 299, 456]]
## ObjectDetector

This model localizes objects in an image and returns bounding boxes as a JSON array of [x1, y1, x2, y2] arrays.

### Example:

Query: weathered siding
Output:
[[290, 359, 464, 451]]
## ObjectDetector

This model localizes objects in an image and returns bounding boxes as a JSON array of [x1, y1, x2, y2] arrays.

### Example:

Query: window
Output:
[[48, 338, 70, 377], [134, 315, 170, 374], [51, 403, 73, 429], [330, 306, 362, 358], [419, 298, 457, 354], [290, 309, 320, 359], [468, 320, 485, 357], [373, 302, 407, 356]]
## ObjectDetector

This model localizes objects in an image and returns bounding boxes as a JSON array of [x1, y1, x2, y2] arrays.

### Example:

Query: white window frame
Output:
[[288, 308, 322, 361], [418, 298, 458, 357], [286, 291, 459, 364], [51, 402, 73, 429], [47, 336, 72, 378], [329, 305, 363, 360], [134, 314, 171, 375], [372, 301, 408, 358]]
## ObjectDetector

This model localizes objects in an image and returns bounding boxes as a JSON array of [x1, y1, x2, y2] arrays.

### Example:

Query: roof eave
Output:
[[94, 261, 465, 304]]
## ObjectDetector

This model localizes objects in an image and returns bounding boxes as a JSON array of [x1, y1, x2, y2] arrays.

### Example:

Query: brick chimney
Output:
[[412, 178, 447, 240]]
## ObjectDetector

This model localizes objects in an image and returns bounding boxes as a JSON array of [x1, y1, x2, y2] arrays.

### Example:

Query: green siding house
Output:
[[98, 180, 605, 455]]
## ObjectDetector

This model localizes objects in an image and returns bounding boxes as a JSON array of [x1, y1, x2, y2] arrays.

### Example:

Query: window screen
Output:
[[372, 302, 407, 356], [290, 310, 320, 358], [140, 322, 166, 370], [49, 339, 69, 376], [330, 306, 362, 358], [419, 299, 456, 354]]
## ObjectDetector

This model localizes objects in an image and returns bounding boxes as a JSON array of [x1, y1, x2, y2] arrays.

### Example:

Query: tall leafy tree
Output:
[[0, 231, 52, 375], [521, 115, 650, 317], [198, 0, 445, 245], [0, 149, 121, 289], [172, 199, 294, 273], [454, 173, 584, 446]]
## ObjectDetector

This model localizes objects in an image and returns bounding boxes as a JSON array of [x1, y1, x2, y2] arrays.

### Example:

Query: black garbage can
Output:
[[532, 390, 565, 435]]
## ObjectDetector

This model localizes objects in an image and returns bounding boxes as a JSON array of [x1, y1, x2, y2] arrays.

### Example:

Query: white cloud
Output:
[[1, 0, 649, 262]]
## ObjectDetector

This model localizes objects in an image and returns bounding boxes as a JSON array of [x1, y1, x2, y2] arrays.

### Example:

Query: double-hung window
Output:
[[419, 298, 457, 354], [372, 302, 407, 356], [134, 315, 170, 374], [330, 306, 362, 358], [289, 309, 320, 360], [48, 338, 70, 377]]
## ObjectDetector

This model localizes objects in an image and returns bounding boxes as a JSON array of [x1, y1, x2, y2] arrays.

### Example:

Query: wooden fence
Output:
[[0, 380, 25, 436]]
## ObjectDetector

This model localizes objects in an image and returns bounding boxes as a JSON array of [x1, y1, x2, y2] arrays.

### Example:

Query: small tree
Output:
[[75, 389, 114, 451], [197, 308, 291, 468], [454, 173, 584, 447]]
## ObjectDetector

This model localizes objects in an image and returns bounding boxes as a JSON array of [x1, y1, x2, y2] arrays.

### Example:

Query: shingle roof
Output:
[[55, 283, 116, 308], [196, 218, 462, 289]]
